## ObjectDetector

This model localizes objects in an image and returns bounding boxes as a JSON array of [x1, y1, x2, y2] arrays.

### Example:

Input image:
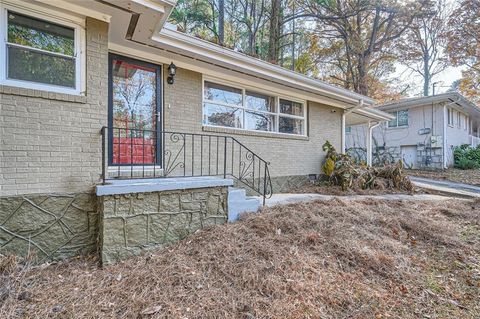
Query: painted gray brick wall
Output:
[[0, 18, 108, 196], [163, 67, 343, 179]]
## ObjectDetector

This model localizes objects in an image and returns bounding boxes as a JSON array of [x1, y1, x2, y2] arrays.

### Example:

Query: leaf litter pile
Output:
[[1, 198, 479, 318]]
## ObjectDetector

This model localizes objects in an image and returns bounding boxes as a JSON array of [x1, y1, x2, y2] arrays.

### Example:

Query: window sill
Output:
[[202, 125, 309, 141], [387, 125, 408, 130], [0, 85, 86, 104]]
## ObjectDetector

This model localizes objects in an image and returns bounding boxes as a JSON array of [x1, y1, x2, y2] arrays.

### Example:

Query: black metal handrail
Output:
[[100, 126, 273, 204]]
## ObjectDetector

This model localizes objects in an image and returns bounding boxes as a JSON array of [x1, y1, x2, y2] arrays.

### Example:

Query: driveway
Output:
[[409, 176, 480, 198]]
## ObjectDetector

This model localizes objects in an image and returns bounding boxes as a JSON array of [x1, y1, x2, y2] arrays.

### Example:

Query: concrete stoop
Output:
[[227, 187, 262, 222]]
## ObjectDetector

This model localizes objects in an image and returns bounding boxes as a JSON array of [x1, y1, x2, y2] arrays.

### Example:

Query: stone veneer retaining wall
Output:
[[98, 187, 228, 265], [0, 193, 98, 262]]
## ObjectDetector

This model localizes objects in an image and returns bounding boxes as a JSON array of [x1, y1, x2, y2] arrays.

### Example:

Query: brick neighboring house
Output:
[[0, 0, 390, 264], [346, 93, 480, 169]]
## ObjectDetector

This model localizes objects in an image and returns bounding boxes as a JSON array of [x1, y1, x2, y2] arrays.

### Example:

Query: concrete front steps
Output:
[[228, 187, 262, 222]]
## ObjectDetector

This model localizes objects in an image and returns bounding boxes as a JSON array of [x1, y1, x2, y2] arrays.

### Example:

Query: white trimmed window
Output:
[[388, 109, 408, 128], [448, 108, 454, 126], [202, 79, 306, 135], [0, 4, 85, 94]]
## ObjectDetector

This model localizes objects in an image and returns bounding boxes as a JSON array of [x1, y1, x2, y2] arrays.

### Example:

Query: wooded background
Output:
[[169, 0, 479, 104]]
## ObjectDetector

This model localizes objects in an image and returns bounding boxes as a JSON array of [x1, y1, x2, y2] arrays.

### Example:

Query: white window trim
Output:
[[447, 108, 454, 127], [0, 1, 86, 95], [202, 75, 308, 136]]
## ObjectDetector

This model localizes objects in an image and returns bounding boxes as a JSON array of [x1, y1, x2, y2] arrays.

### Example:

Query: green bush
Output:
[[453, 145, 480, 170]]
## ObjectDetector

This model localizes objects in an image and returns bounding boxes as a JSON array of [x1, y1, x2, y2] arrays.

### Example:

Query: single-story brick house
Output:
[[0, 0, 391, 264], [346, 93, 480, 169]]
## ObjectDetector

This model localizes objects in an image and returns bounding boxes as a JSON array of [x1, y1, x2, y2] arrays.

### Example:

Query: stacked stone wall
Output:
[[99, 187, 228, 264]]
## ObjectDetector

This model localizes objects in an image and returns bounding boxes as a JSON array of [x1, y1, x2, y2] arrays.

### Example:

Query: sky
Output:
[[393, 64, 466, 97]]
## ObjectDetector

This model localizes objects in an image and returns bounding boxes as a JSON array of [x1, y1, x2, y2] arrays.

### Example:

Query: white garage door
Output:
[[401, 145, 417, 168]]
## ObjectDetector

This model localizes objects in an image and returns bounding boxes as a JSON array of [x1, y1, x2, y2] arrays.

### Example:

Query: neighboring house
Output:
[[0, 0, 390, 263], [346, 93, 480, 169]]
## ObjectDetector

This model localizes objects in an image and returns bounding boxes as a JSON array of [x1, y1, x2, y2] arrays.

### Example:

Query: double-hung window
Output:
[[0, 6, 84, 94], [388, 110, 408, 128], [203, 79, 306, 135], [448, 108, 454, 126]]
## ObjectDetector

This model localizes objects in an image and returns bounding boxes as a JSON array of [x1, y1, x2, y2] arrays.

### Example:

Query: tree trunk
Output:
[[357, 55, 369, 96], [268, 0, 282, 63], [218, 0, 225, 45], [423, 56, 430, 96], [248, 1, 256, 55]]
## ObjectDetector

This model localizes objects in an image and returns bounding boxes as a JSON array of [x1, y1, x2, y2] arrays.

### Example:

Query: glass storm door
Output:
[[108, 54, 162, 166]]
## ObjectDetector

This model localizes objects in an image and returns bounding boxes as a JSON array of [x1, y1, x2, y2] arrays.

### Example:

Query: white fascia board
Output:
[[355, 107, 394, 121], [378, 93, 479, 113], [152, 29, 375, 107]]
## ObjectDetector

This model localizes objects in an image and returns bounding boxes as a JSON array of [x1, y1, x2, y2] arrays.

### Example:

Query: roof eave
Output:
[[152, 29, 375, 107]]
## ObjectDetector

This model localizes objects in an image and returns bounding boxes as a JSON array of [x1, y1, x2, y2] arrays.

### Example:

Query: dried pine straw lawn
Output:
[[1, 199, 479, 319]]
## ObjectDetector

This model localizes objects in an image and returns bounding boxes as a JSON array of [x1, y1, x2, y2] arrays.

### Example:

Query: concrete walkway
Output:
[[260, 193, 459, 207], [409, 176, 480, 198]]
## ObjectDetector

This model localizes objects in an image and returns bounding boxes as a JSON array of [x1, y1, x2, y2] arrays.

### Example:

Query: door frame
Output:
[[107, 53, 162, 167]]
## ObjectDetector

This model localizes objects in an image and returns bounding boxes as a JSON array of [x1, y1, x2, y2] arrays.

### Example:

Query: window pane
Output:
[[8, 45, 75, 88], [398, 110, 408, 126], [245, 91, 274, 112], [203, 103, 243, 128], [204, 82, 242, 106], [279, 99, 303, 116], [245, 111, 274, 131], [8, 12, 74, 56], [111, 59, 157, 132], [388, 112, 397, 127], [279, 117, 303, 135]]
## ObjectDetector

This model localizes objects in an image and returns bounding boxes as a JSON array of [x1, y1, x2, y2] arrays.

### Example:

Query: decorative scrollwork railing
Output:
[[101, 127, 273, 204]]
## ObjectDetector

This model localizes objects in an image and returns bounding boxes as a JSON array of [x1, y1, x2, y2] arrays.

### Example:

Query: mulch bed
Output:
[[1, 198, 479, 318]]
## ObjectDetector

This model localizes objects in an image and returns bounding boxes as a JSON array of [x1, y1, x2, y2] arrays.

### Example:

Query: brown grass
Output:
[[1, 199, 479, 318], [284, 180, 430, 196]]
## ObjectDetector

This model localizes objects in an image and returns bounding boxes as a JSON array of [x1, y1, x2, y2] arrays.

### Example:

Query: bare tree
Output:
[[303, 0, 426, 95], [398, 0, 450, 96]]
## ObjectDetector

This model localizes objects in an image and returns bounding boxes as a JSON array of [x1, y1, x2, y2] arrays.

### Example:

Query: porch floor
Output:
[[96, 176, 234, 196]]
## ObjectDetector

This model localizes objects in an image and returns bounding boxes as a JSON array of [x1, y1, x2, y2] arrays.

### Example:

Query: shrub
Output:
[[453, 145, 480, 170], [321, 141, 413, 192]]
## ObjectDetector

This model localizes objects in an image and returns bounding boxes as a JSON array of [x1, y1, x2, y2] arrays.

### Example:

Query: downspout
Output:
[[341, 113, 346, 153], [443, 104, 448, 169], [367, 121, 381, 166]]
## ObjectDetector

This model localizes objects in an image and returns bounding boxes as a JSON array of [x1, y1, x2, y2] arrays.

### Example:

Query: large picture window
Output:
[[0, 6, 84, 94], [203, 79, 306, 135]]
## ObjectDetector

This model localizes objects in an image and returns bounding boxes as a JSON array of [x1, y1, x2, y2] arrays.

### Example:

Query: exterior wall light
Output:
[[167, 62, 176, 84]]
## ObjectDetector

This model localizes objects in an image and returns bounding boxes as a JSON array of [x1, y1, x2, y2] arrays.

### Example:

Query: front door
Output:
[[108, 54, 162, 166]]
